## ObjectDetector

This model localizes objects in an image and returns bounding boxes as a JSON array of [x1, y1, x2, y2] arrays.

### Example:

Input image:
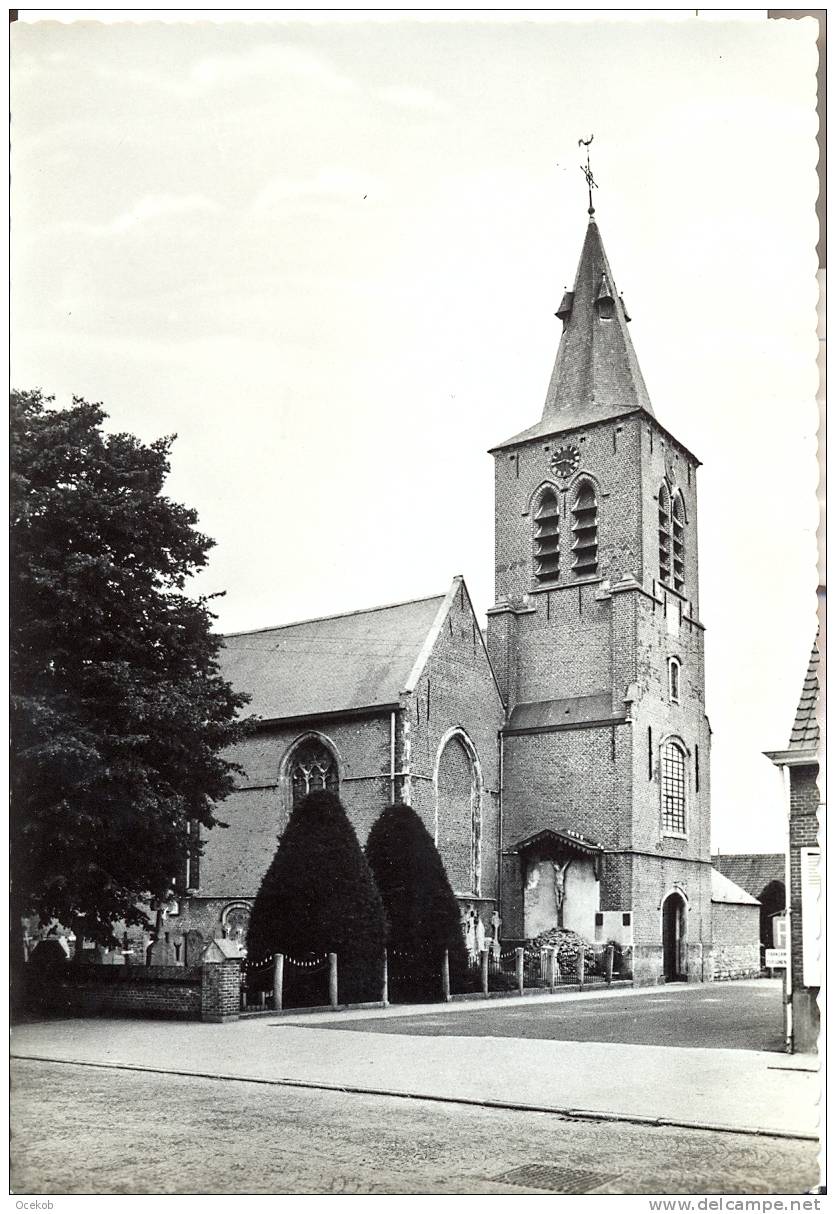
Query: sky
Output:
[[11, 12, 820, 854]]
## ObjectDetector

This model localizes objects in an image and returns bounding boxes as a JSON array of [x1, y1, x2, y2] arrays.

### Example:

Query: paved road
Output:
[[321, 982, 785, 1051], [11, 1058, 820, 1195]]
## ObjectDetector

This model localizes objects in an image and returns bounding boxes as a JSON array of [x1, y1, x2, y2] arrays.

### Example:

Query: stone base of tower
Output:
[[626, 853, 713, 985]]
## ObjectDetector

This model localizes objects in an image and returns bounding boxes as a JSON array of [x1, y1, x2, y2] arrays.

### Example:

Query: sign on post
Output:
[[765, 948, 787, 969]]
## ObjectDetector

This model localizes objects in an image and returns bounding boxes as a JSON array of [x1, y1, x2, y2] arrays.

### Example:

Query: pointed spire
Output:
[[539, 218, 655, 431]]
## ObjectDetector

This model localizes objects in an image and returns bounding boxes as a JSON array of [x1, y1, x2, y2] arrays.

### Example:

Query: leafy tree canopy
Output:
[[247, 790, 386, 1002], [365, 803, 467, 970], [10, 389, 251, 947]]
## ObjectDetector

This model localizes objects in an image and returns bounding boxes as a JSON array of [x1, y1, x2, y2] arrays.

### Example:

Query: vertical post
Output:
[[605, 944, 614, 986], [441, 949, 451, 1002], [258, 988, 266, 1009], [578, 942, 585, 988], [381, 949, 389, 1007], [549, 947, 558, 992], [515, 947, 525, 996], [273, 953, 284, 1012], [328, 952, 339, 1009], [480, 948, 489, 998]]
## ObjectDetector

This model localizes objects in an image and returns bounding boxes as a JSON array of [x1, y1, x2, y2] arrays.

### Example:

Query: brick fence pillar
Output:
[[201, 960, 241, 1022]]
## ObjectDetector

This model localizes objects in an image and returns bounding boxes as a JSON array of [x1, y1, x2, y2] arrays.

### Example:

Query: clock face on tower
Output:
[[549, 444, 581, 479]]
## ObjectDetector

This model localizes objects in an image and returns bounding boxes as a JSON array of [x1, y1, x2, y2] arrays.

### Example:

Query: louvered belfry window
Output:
[[671, 494, 685, 593], [659, 484, 686, 593], [533, 489, 561, 583], [290, 741, 339, 807], [571, 479, 599, 577], [658, 483, 672, 585]]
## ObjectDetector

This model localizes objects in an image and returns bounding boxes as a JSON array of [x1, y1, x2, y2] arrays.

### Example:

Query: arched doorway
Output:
[[662, 891, 687, 981], [758, 879, 786, 962]]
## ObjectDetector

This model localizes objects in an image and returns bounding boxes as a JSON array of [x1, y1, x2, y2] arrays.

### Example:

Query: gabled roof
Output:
[[505, 827, 602, 857], [711, 854, 784, 899], [220, 590, 449, 722], [789, 641, 820, 751], [765, 639, 821, 767], [711, 868, 761, 907], [493, 218, 654, 451]]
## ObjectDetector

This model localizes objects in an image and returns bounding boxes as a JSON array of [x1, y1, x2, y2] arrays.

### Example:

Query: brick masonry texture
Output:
[[27, 965, 207, 1020], [710, 902, 761, 980], [789, 763, 820, 986], [491, 408, 711, 970]]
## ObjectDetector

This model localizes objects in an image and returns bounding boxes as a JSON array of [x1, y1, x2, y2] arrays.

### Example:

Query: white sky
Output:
[[11, 12, 820, 854]]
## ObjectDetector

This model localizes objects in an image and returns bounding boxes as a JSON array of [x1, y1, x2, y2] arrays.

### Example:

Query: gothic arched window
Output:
[[289, 739, 339, 807], [571, 479, 599, 577], [435, 731, 482, 896], [661, 739, 687, 836], [668, 657, 681, 704], [533, 488, 561, 584]]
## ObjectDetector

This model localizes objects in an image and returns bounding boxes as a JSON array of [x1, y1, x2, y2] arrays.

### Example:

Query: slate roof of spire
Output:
[[788, 641, 820, 751], [493, 218, 655, 451]]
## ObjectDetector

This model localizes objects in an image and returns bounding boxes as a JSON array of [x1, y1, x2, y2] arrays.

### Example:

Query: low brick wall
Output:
[[708, 943, 761, 982], [23, 961, 241, 1022]]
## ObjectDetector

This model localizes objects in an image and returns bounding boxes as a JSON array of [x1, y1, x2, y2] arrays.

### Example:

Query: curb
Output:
[[11, 1053, 818, 1144]]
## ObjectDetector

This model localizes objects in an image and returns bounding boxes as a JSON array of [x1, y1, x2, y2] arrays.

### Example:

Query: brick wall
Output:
[[789, 763, 820, 985], [201, 961, 242, 1022], [405, 580, 504, 909], [26, 965, 202, 1019], [25, 962, 242, 1021], [710, 901, 761, 979]]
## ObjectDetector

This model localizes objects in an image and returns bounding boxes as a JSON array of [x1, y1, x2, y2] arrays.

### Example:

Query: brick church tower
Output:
[[488, 213, 712, 983]]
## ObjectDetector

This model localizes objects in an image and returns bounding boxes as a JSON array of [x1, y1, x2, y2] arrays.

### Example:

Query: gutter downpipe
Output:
[[781, 762, 794, 1054], [390, 709, 397, 804], [497, 728, 504, 926]]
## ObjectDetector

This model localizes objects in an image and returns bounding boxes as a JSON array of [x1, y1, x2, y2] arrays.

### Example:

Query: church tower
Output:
[[488, 211, 712, 983]]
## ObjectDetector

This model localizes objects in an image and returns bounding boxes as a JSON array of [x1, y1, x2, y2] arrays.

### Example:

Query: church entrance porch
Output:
[[662, 891, 687, 982]]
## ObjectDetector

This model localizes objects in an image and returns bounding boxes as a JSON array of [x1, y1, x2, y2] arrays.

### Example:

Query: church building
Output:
[[171, 205, 713, 984]]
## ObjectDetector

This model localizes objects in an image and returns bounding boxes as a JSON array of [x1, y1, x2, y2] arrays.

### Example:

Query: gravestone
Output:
[[147, 936, 178, 966], [184, 930, 205, 967]]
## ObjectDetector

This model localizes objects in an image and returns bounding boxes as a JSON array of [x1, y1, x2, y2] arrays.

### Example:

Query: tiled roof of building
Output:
[[493, 219, 654, 451], [788, 641, 820, 751], [711, 868, 761, 906], [711, 854, 784, 899], [220, 591, 447, 721]]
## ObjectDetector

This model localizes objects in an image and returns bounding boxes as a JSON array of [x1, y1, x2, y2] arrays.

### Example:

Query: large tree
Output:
[[247, 790, 387, 1005], [10, 389, 251, 954]]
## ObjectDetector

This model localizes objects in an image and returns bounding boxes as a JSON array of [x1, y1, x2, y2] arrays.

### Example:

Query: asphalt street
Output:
[[10, 1058, 821, 1195], [321, 981, 786, 1051]]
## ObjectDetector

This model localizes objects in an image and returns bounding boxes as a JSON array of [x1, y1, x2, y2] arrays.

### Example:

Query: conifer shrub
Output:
[[365, 803, 468, 1000], [246, 790, 386, 1005]]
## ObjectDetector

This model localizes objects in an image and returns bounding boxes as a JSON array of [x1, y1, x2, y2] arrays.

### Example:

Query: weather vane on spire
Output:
[[578, 135, 597, 217]]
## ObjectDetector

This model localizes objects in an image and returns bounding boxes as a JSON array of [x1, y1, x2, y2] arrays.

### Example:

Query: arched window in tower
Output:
[[289, 739, 339, 807], [658, 483, 672, 585], [661, 739, 687, 836], [671, 493, 685, 593], [571, 479, 599, 577], [533, 488, 561, 583], [668, 657, 681, 704]]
